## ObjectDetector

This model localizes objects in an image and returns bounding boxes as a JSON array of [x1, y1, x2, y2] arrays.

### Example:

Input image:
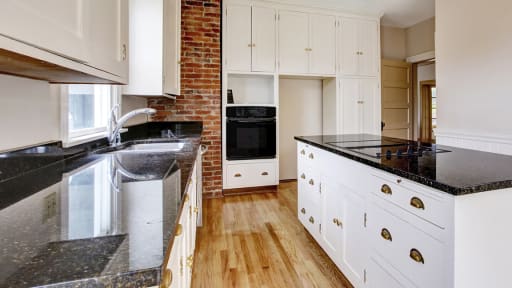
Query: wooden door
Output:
[[252, 6, 276, 72], [164, 0, 181, 96], [340, 78, 361, 134], [360, 78, 381, 135], [0, 0, 90, 63], [381, 59, 412, 139], [339, 18, 359, 76], [226, 4, 252, 72], [278, 11, 309, 74], [309, 14, 336, 75], [358, 20, 379, 77], [89, 0, 128, 79]]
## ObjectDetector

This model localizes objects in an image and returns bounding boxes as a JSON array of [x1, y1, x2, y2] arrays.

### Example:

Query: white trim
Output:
[[406, 50, 435, 63], [435, 129, 512, 155]]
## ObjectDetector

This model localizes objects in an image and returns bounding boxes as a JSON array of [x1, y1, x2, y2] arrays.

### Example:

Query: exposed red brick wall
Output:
[[148, 0, 222, 197]]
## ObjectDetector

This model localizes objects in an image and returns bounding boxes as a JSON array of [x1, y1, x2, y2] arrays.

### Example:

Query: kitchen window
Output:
[[61, 84, 120, 145]]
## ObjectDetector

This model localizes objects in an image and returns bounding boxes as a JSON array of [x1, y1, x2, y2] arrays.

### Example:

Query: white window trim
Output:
[[60, 85, 121, 147]]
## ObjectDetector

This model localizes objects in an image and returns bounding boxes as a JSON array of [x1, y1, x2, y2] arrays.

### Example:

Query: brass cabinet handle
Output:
[[357, 100, 365, 104], [300, 208, 306, 214], [183, 194, 189, 203], [309, 179, 314, 186], [333, 218, 342, 227], [252, 43, 256, 47], [300, 149, 306, 155], [360, 51, 364, 55], [410, 248, 425, 264], [308, 153, 314, 159], [194, 206, 199, 214], [410, 197, 425, 210], [162, 268, 172, 288], [248, 43, 252, 47], [186, 255, 194, 268], [309, 216, 315, 224], [175, 224, 183, 236], [381, 228, 392, 241], [300, 173, 306, 179], [381, 184, 392, 195], [261, 171, 269, 176], [234, 173, 242, 178], [397, 179, 402, 184]]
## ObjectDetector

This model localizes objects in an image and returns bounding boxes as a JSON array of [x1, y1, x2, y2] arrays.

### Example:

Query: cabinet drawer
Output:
[[367, 257, 413, 288], [368, 201, 448, 288], [297, 141, 322, 167], [226, 162, 277, 188], [369, 172, 451, 229], [297, 167, 321, 205]]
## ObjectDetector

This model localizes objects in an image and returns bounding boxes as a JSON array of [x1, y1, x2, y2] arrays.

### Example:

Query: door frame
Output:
[[419, 80, 436, 142]]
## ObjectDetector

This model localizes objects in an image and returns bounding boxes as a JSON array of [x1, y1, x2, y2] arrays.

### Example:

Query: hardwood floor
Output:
[[191, 181, 353, 288]]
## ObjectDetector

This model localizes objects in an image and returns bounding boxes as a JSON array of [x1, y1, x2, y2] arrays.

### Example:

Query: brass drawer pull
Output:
[[261, 171, 269, 176], [381, 228, 392, 241], [300, 149, 306, 155], [300, 173, 306, 179], [381, 184, 392, 195], [410, 248, 425, 264], [300, 208, 306, 214], [308, 153, 314, 159], [333, 218, 342, 227], [309, 216, 315, 224], [309, 179, 314, 186], [194, 207, 199, 214], [183, 194, 189, 203], [234, 173, 242, 178], [162, 268, 172, 287], [175, 224, 183, 236], [186, 254, 194, 268], [410, 197, 425, 210]]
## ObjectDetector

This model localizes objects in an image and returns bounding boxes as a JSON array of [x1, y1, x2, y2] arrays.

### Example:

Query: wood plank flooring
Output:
[[191, 181, 353, 288]]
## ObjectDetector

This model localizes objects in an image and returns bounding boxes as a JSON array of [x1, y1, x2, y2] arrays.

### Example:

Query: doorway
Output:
[[419, 81, 436, 142]]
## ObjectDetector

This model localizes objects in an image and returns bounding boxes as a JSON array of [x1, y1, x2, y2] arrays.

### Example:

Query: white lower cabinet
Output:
[[225, 162, 277, 189], [296, 140, 453, 288]]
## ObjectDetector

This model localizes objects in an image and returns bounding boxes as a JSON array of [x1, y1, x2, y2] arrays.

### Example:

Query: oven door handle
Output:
[[227, 118, 276, 123]]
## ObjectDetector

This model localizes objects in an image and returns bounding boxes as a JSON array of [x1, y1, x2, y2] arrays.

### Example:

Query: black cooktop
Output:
[[349, 144, 451, 159]]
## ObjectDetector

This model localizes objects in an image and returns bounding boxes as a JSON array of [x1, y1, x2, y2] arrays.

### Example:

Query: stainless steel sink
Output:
[[118, 142, 186, 153]]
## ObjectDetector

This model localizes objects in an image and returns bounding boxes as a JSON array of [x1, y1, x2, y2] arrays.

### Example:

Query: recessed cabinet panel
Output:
[[226, 4, 252, 72], [340, 78, 380, 135], [340, 78, 361, 134], [309, 14, 336, 75], [360, 78, 380, 135], [339, 18, 359, 75], [278, 11, 309, 74], [252, 6, 276, 72], [340, 18, 379, 77], [358, 20, 379, 76]]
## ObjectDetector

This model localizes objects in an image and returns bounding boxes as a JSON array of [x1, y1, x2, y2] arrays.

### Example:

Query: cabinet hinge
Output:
[[364, 269, 367, 283], [364, 212, 367, 227], [319, 223, 322, 234], [319, 183, 322, 194], [278, 14, 280, 21]]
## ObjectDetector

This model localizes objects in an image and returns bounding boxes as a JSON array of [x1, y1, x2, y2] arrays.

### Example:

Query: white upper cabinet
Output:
[[340, 78, 380, 135], [124, 0, 181, 97], [89, 0, 129, 79], [339, 18, 379, 77], [252, 6, 276, 72], [226, 4, 276, 72], [0, 0, 90, 63], [279, 11, 336, 75], [278, 11, 309, 74], [309, 14, 336, 75]]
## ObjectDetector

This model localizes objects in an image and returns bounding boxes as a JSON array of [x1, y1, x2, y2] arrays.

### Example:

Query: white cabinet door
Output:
[[358, 20, 379, 77], [278, 11, 309, 74], [340, 189, 367, 288], [360, 78, 380, 135], [367, 258, 410, 288], [164, 0, 181, 95], [89, 0, 128, 79], [320, 176, 344, 266], [340, 78, 361, 134], [0, 0, 90, 63], [226, 4, 252, 72], [252, 6, 276, 72], [309, 14, 336, 75], [339, 18, 359, 76]]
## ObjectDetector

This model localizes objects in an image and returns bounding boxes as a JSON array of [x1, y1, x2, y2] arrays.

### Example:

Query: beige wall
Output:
[[122, 95, 148, 126], [436, 0, 512, 139], [0, 75, 60, 151], [279, 79, 323, 180], [406, 17, 435, 57], [380, 26, 407, 60]]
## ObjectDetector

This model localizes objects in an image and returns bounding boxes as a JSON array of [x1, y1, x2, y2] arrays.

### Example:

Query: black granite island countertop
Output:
[[0, 122, 202, 287], [295, 134, 512, 196]]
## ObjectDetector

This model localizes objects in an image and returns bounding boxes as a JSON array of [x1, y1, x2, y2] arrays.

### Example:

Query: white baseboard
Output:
[[435, 130, 512, 155]]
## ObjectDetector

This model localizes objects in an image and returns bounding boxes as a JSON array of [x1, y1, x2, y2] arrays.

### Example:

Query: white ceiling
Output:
[[266, 0, 435, 28]]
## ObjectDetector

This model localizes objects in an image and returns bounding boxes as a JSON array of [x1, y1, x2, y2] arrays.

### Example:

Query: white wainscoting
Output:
[[436, 129, 512, 155]]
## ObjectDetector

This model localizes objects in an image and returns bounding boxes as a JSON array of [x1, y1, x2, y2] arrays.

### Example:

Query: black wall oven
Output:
[[226, 106, 276, 160]]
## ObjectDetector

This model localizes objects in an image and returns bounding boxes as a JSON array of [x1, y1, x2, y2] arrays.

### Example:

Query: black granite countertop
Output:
[[0, 122, 202, 287], [295, 134, 512, 196]]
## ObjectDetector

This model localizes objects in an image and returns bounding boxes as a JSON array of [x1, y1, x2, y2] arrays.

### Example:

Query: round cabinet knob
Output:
[[410, 197, 425, 210], [175, 224, 183, 236], [194, 207, 199, 214], [333, 218, 342, 227], [162, 268, 172, 288], [234, 173, 242, 178], [381, 184, 392, 195], [300, 173, 306, 179], [410, 248, 425, 264], [300, 149, 306, 155], [308, 153, 314, 159], [300, 208, 306, 214], [309, 216, 315, 224], [380, 228, 392, 241], [309, 179, 314, 186], [261, 171, 269, 176]]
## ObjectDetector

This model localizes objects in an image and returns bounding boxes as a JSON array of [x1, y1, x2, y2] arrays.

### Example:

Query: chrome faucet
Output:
[[108, 105, 157, 146]]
